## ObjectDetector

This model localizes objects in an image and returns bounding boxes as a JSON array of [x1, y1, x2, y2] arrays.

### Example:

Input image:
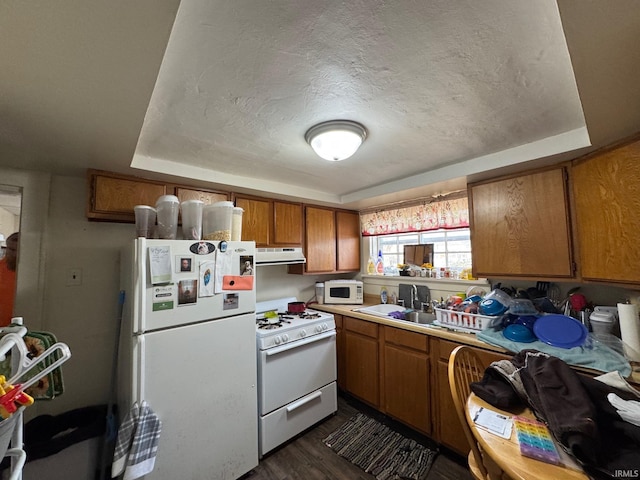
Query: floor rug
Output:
[[322, 412, 437, 480]]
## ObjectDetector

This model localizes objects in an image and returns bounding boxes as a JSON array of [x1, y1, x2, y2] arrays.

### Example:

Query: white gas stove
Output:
[[255, 297, 337, 456], [255, 297, 336, 351]]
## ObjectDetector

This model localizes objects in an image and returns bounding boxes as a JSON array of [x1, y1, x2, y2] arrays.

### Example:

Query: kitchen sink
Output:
[[354, 304, 436, 325]]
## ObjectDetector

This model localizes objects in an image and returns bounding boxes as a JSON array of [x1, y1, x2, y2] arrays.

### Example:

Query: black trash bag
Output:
[[23, 404, 108, 461]]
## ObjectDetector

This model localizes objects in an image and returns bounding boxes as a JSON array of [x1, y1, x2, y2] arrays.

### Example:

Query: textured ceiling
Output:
[[2, 1, 640, 210]]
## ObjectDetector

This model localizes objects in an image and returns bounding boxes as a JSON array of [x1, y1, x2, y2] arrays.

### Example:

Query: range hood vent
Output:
[[255, 247, 306, 266]]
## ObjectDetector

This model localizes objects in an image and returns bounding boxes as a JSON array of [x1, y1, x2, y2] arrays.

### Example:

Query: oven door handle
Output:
[[286, 390, 322, 413], [265, 331, 336, 356]]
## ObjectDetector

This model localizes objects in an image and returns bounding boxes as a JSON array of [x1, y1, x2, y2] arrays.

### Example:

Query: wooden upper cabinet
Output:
[[87, 170, 233, 223], [572, 135, 640, 285], [273, 201, 303, 246], [305, 206, 337, 273], [87, 169, 168, 222], [469, 166, 574, 278], [234, 195, 302, 247], [336, 210, 361, 272], [289, 205, 360, 274], [175, 187, 229, 205], [235, 196, 272, 246]]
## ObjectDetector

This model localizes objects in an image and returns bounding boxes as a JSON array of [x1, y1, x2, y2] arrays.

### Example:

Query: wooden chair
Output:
[[448, 345, 508, 480]]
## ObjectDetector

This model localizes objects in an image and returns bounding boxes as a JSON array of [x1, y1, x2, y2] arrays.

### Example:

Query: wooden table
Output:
[[465, 393, 589, 480]]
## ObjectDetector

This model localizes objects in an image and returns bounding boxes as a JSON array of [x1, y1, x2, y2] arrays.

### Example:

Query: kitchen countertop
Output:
[[313, 300, 640, 386]]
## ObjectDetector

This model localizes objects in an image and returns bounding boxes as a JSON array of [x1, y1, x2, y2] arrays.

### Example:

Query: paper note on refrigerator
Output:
[[215, 249, 233, 293], [199, 260, 215, 297], [148, 246, 172, 284]]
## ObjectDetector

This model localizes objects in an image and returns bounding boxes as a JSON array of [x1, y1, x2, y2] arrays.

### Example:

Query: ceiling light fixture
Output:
[[305, 120, 367, 161]]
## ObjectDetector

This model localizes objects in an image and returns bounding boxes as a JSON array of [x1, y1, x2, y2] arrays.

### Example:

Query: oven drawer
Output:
[[259, 382, 337, 456], [259, 331, 337, 415]]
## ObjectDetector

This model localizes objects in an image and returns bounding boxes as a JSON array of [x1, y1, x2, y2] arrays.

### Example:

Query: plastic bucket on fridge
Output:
[[181, 200, 204, 240], [155, 195, 180, 239], [203, 201, 233, 241]]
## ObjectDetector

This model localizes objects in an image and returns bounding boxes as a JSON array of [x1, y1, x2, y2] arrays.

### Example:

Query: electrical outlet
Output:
[[66, 268, 82, 286]]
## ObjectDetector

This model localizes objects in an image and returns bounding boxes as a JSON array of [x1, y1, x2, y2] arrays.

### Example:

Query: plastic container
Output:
[[315, 283, 325, 304], [508, 298, 538, 316], [375, 250, 384, 275], [231, 207, 244, 241], [180, 200, 204, 240], [155, 195, 180, 239], [203, 201, 234, 241], [589, 311, 616, 335], [133, 205, 156, 238]]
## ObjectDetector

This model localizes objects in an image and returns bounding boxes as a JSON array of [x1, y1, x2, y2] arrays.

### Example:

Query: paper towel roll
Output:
[[617, 303, 640, 362]]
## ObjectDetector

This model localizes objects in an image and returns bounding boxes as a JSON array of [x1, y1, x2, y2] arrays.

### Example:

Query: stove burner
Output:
[[300, 312, 321, 319], [257, 319, 283, 329]]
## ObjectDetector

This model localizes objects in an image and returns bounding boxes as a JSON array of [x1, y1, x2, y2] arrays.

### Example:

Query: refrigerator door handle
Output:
[[135, 335, 146, 402]]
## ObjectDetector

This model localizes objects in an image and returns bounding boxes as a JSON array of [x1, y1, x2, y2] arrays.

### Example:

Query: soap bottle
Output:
[[367, 257, 376, 275], [375, 250, 384, 275], [380, 286, 388, 304]]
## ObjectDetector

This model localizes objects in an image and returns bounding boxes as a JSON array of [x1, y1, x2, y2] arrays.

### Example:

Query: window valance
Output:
[[360, 195, 469, 236]]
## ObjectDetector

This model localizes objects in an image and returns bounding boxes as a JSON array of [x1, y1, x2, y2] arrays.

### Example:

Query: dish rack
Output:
[[0, 320, 71, 480], [434, 307, 502, 333]]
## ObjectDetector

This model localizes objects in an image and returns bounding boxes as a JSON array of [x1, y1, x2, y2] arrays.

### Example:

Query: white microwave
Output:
[[324, 280, 364, 304]]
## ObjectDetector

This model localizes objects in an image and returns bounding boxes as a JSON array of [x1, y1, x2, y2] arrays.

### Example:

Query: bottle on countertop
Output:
[[380, 286, 388, 304], [375, 250, 384, 275]]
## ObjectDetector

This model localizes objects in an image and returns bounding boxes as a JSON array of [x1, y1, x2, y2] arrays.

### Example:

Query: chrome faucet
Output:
[[411, 284, 418, 310]]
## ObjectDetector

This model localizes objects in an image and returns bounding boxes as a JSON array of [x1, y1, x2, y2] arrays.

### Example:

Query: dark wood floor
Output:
[[243, 394, 473, 480]]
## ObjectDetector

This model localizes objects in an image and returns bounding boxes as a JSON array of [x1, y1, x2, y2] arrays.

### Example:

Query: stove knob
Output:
[[274, 335, 282, 345], [300, 329, 307, 338], [315, 325, 323, 333], [322, 322, 328, 331], [282, 334, 290, 343]]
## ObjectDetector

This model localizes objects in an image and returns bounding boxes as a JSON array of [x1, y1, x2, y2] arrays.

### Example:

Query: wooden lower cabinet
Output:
[[344, 316, 380, 407], [382, 326, 431, 435], [433, 339, 510, 455]]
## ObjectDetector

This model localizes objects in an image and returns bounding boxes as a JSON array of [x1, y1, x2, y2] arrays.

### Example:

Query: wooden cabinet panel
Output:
[[235, 196, 272, 246], [235, 196, 302, 247], [336, 210, 361, 271], [344, 316, 378, 338], [345, 330, 379, 407], [434, 339, 510, 454], [384, 326, 428, 352], [469, 167, 574, 278], [383, 327, 430, 434], [290, 206, 360, 274], [175, 187, 228, 205], [305, 206, 337, 273], [572, 136, 640, 284], [87, 170, 168, 222], [436, 360, 468, 454], [273, 201, 303, 246]]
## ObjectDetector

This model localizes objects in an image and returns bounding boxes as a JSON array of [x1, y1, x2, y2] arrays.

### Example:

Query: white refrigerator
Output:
[[118, 238, 258, 479]]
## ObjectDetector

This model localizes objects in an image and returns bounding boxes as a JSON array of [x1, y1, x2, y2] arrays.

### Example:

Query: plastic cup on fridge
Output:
[[155, 195, 180, 239], [181, 200, 204, 240], [134, 205, 156, 238]]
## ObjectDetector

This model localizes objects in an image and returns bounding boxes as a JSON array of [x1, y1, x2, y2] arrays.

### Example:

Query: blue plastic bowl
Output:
[[503, 323, 537, 343], [479, 298, 508, 316]]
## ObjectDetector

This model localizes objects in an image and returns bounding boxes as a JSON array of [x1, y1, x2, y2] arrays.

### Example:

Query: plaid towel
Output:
[[111, 402, 162, 480], [123, 402, 162, 480], [112, 403, 139, 478]]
